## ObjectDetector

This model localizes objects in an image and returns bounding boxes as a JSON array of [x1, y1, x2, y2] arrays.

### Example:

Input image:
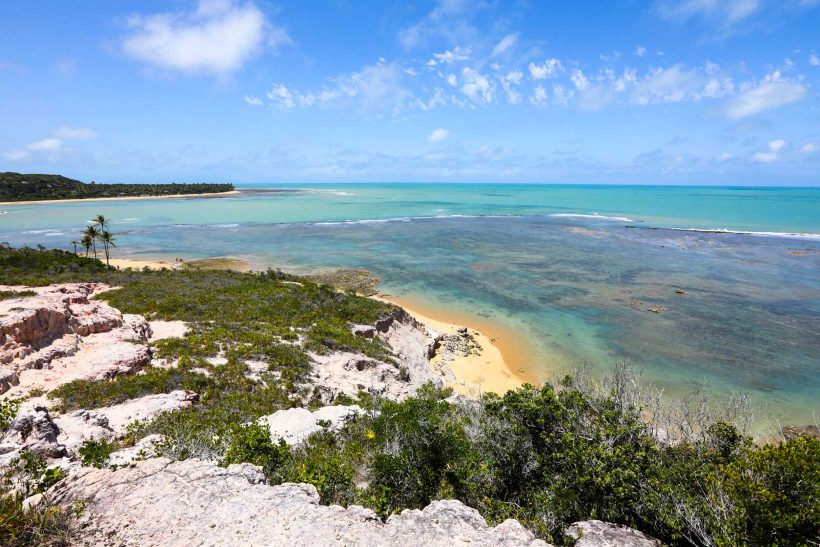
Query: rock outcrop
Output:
[[258, 404, 367, 445], [0, 283, 152, 398], [565, 520, 661, 546], [0, 391, 196, 465], [311, 309, 450, 401], [49, 457, 551, 546]]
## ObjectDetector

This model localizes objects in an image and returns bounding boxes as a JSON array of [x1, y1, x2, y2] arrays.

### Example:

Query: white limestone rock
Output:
[[566, 520, 661, 546], [258, 404, 367, 445], [49, 457, 552, 546]]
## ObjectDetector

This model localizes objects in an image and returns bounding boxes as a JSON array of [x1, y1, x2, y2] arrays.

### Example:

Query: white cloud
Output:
[[121, 0, 285, 76], [244, 95, 263, 106], [428, 128, 450, 143], [3, 125, 96, 161], [27, 138, 64, 152], [631, 65, 700, 104], [499, 70, 523, 104], [267, 84, 297, 109], [636, 46, 647, 57], [725, 71, 806, 119], [810, 54, 820, 66], [530, 85, 548, 106], [3, 149, 32, 161], [460, 68, 493, 103], [52, 126, 96, 139], [491, 33, 518, 57], [552, 84, 574, 106], [768, 139, 787, 152], [266, 63, 411, 113], [571, 69, 590, 90], [657, 0, 761, 25], [528, 59, 561, 80], [447, 73, 458, 86], [430, 46, 472, 65], [753, 139, 787, 162], [799, 143, 819, 154]]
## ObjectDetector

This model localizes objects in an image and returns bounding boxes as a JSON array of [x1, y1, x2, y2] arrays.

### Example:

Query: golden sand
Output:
[[377, 295, 546, 397]]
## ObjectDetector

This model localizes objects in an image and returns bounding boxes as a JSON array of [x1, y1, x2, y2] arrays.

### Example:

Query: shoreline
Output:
[[0, 190, 240, 207], [377, 294, 545, 396], [105, 255, 536, 396]]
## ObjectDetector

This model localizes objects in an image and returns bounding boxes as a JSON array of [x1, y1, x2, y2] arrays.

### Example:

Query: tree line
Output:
[[0, 172, 233, 202]]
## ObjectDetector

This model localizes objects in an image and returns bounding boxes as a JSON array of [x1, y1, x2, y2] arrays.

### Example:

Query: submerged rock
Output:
[[49, 457, 551, 546]]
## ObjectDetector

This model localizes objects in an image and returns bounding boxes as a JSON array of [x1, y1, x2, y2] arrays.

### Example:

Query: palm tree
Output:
[[83, 225, 100, 259], [70, 240, 78, 254], [80, 234, 93, 257], [94, 214, 109, 230], [100, 230, 116, 267]]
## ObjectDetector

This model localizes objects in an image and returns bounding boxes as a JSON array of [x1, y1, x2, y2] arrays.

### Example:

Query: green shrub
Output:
[[78, 439, 114, 468], [0, 398, 20, 430], [222, 422, 290, 480]]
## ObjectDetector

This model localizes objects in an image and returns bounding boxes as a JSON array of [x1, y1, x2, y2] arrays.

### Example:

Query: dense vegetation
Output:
[[1, 247, 818, 546], [0, 172, 233, 202]]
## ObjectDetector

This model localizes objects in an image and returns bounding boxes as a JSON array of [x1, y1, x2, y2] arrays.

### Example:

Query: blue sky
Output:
[[1, 0, 819, 185]]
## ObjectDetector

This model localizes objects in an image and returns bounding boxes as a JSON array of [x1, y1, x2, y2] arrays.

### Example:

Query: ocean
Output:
[[2, 184, 818, 426]]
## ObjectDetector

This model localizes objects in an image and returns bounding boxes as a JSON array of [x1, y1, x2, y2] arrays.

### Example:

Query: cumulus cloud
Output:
[[725, 71, 806, 119], [121, 0, 286, 76], [530, 85, 549, 106], [428, 128, 450, 143], [753, 139, 787, 162], [810, 54, 820, 66], [491, 33, 518, 57], [636, 46, 647, 57], [528, 59, 562, 80], [799, 143, 819, 154], [244, 95, 263, 106], [460, 68, 493, 103], [499, 70, 523, 104]]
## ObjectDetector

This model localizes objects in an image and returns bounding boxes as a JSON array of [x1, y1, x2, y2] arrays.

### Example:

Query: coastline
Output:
[[104, 256, 535, 396], [0, 190, 240, 207], [377, 294, 545, 396]]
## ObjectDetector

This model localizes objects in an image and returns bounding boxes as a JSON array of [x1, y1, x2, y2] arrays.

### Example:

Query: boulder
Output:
[[566, 520, 661, 546], [49, 457, 551, 546], [258, 404, 366, 445]]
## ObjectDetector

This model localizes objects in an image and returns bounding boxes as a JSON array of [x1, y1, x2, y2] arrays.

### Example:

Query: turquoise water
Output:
[[2, 184, 818, 425]]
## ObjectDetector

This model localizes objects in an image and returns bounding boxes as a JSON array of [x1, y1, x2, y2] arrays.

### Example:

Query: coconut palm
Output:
[[70, 240, 78, 254], [100, 230, 116, 267], [94, 214, 109, 230], [83, 225, 100, 259], [80, 234, 93, 257]]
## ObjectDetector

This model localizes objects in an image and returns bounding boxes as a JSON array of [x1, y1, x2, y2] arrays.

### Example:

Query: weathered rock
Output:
[[0, 403, 66, 460], [258, 405, 367, 445], [0, 284, 154, 398], [107, 434, 163, 467], [311, 310, 449, 402], [49, 457, 551, 546], [566, 520, 660, 547], [1, 391, 196, 464]]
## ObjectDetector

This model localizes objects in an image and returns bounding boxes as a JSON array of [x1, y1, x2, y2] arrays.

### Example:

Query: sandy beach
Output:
[[105, 255, 532, 396], [377, 295, 542, 397], [0, 190, 240, 207]]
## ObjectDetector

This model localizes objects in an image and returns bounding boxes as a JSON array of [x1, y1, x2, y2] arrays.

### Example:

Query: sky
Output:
[[0, 0, 819, 185]]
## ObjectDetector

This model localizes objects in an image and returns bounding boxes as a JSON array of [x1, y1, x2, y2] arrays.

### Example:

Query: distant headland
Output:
[[0, 172, 235, 204]]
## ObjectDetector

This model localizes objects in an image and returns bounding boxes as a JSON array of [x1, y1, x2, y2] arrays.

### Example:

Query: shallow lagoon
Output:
[[2, 184, 818, 425]]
